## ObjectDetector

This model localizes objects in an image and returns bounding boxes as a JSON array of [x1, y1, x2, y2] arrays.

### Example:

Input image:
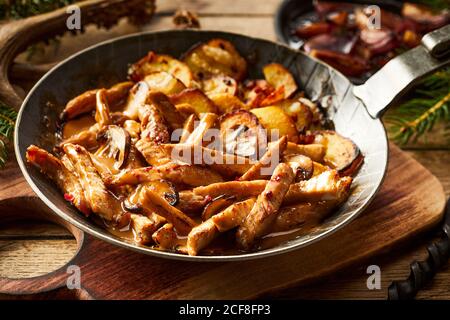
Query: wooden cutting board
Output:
[[0, 143, 446, 299]]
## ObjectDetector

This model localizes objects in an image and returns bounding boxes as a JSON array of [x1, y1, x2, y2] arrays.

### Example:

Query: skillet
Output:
[[15, 27, 450, 261]]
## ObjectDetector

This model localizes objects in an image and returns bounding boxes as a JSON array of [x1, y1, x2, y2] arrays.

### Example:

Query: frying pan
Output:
[[15, 26, 450, 261]]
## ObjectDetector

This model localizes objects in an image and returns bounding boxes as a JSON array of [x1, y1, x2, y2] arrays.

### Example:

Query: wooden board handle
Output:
[[0, 195, 87, 297]]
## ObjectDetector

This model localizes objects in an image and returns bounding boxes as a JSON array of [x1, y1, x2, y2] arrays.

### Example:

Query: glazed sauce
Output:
[[62, 114, 95, 139]]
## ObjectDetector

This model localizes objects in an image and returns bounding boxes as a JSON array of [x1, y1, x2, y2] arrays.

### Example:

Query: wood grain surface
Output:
[[0, 0, 449, 299]]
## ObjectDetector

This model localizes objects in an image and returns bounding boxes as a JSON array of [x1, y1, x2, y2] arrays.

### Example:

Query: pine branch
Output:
[[0, 102, 18, 168], [385, 68, 450, 145]]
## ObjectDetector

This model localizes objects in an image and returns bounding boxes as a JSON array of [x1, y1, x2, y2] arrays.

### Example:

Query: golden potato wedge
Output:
[[210, 93, 248, 114], [250, 106, 298, 142], [128, 52, 193, 87], [183, 38, 247, 81], [263, 63, 298, 98], [314, 130, 363, 175], [170, 88, 218, 114], [275, 99, 313, 132], [202, 75, 237, 97], [143, 71, 186, 95]]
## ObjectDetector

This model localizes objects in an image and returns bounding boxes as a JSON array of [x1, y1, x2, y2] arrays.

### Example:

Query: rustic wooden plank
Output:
[[157, 0, 280, 15], [0, 240, 78, 278], [0, 221, 72, 239], [406, 150, 450, 197]]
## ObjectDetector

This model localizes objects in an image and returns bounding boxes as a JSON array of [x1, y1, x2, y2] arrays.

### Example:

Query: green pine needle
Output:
[[385, 68, 450, 145], [0, 1, 77, 20], [0, 102, 18, 168]]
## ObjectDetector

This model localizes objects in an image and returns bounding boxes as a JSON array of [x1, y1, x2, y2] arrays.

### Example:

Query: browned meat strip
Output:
[[193, 180, 267, 199], [236, 163, 295, 249], [130, 213, 165, 245], [105, 162, 223, 188], [176, 191, 210, 215], [240, 136, 287, 181], [139, 187, 197, 236], [61, 81, 133, 121], [135, 139, 172, 166], [62, 143, 125, 224], [186, 220, 218, 256], [146, 91, 186, 130], [184, 112, 218, 145], [95, 89, 112, 128], [124, 81, 150, 120], [152, 223, 178, 250], [187, 198, 256, 255], [283, 170, 352, 205], [26, 145, 91, 216], [140, 104, 170, 144]]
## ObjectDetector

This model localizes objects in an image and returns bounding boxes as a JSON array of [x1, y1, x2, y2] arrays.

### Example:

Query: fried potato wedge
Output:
[[183, 38, 247, 81], [128, 52, 193, 87], [170, 88, 218, 114], [210, 93, 248, 114], [314, 131, 363, 175], [143, 71, 186, 95], [202, 75, 237, 97], [251, 106, 298, 142], [263, 63, 298, 99], [275, 99, 313, 132]]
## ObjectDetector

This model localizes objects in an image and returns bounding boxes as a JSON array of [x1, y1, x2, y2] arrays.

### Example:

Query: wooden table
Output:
[[0, 0, 449, 299]]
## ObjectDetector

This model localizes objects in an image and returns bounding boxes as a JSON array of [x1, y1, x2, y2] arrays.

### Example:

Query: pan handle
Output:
[[353, 24, 450, 119]]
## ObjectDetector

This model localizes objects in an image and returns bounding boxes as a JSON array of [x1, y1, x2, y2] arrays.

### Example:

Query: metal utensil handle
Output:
[[353, 24, 450, 119]]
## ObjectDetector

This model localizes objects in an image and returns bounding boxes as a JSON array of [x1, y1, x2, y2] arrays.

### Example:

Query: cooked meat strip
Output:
[[130, 213, 165, 245], [140, 104, 170, 144], [105, 162, 223, 188], [236, 163, 295, 249], [193, 170, 351, 205], [139, 187, 197, 236], [211, 197, 256, 232], [26, 145, 91, 216], [240, 136, 287, 181], [284, 142, 325, 162], [135, 139, 172, 166], [187, 197, 256, 256], [283, 170, 352, 205], [179, 114, 197, 143], [284, 154, 314, 181], [187, 220, 218, 256], [163, 144, 252, 176], [61, 81, 133, 121], [193, 180, 267, 199], [94, 89, 112, 128], [184, 112, 218, 145], [62, 143, 125, 224], [152, 223, 178, 250], [146, 91, 186, 130], [274, 199, 347, 232], [176, 190, 210, 215], [124, 81, 150, 120]]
